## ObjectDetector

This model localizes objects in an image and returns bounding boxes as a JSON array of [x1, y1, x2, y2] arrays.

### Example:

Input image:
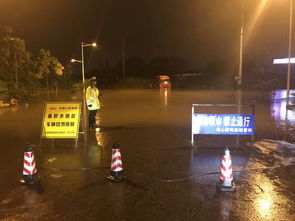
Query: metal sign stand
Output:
[[75, 113, 86, 148]]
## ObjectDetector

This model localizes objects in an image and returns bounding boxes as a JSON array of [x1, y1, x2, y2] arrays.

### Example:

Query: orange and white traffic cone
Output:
[[216, 147, 236, 192], [107, 142, 126, 182], [20, 143, 40, 185]]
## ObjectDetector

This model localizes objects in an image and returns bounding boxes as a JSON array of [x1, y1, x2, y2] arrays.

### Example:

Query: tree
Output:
[[59, 63, 75, 89], [0, 27, 40, 103], [1, 25, 14, 36], [36, 49, 64, 90], [0, 36, 32, 84], [0, 26, 65, 103]]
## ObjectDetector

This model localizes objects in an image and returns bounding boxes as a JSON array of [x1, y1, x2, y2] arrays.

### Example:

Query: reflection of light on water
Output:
[[90, 115, 104, 164], [271, 90, 295, 125], [95, 115, 104, 148], [164, 89, 168, 106], [95, 131, 104, 148], [159, 88, 170, 107], [254, 175, 275, 219], [257, 199, 271, 215]]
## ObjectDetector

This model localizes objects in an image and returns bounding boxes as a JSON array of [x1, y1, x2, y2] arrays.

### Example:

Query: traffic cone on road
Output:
[[19, 143, 40, 185], [107, 142, 126, 182], [216, 147, 236, 192]]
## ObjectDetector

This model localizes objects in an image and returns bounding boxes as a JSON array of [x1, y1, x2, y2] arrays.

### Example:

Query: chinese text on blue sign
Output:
[[192, 114, 254, 135]]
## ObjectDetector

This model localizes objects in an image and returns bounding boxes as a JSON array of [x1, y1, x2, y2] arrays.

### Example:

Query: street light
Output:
[[286, 0, 293, 106], [71, 42, 96, 94], [70, 58, 82, 63], [71, 42, 96, 130], [81, 42, 96, 89], [236, 0, 268, 88]]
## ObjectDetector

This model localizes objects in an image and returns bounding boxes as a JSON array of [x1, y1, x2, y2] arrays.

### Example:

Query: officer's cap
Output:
[[89, 77, 96, 82]]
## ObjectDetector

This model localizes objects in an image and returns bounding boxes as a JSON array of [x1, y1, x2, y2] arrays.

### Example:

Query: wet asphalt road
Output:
[[0, 89, 295, 221]]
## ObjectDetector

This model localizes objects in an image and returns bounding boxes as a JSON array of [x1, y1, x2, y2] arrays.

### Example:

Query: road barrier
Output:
[[107, 142, 126, 182], [216, 148, 236, 192], [19, 143, 40, 185]]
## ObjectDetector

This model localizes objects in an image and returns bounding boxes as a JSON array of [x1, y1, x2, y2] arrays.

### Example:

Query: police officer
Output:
[[85, 77, 100, 128]]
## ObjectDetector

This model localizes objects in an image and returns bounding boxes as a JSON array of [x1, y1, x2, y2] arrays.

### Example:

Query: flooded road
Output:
[[0, 89, 295, 220]]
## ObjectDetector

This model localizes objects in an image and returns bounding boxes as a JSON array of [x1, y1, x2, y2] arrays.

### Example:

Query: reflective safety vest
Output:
[[86, 86, 100, 110]]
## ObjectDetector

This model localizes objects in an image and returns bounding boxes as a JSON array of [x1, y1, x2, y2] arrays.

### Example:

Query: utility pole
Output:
[[286, 0, 293, 106], [236, 0, 245, 88], [14, 51, 18, 85], [122, 38, 126, 79]]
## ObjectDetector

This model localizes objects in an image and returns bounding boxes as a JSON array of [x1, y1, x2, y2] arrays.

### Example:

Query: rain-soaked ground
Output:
[[0, 89, 295, 220]]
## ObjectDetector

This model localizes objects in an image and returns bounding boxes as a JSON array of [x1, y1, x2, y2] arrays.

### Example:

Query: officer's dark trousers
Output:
[[88, 109, 97, 128]]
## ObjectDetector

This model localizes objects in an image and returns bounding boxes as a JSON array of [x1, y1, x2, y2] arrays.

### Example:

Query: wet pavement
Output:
[[0, 89, 295, 220]]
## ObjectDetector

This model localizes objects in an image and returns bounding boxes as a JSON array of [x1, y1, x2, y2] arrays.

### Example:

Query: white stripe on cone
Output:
[[23, 151, 37, 175], [112, 151, 121, 158], [111, 149, 123, 172], [220, 149, 233, 186]]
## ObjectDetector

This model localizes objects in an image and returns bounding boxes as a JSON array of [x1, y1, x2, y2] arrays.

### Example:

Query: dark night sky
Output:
[[0, 0, 293, 71]]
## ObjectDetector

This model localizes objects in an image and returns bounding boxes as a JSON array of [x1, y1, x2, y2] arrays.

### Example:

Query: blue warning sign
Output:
[[192, 114, 254, 135]]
